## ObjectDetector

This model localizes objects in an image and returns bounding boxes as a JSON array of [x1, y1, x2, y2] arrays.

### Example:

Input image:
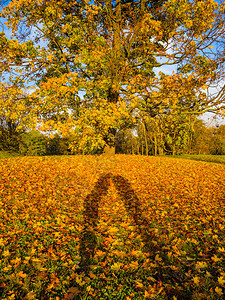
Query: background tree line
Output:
[[1, 112, 225, 156], [116, 118, 225, 156]]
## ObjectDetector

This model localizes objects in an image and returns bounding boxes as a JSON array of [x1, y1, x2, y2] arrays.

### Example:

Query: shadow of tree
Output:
[[79, 172, 159, 274]]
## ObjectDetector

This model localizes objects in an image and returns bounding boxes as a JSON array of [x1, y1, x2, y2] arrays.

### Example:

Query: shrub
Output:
[[19, 130, 47, 156]]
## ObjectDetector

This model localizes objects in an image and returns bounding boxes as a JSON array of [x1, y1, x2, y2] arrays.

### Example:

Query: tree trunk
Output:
[[154, 134, 157, 156], [142, 121, 148, 156], [172, 143, 175, 156], [103, 145, 116, 156], [104, 0, 121, 156]]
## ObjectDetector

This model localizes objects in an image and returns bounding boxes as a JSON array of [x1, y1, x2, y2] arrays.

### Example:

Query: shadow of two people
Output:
[[79, 172, 159, 274]]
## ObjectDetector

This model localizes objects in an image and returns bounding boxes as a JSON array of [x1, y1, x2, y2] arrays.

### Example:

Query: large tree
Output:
[[0, 0, 225, 153]]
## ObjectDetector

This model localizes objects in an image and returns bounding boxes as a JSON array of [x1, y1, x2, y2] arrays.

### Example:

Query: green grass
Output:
[[0, 151, 22, 158], [168, 154, 225, 165]]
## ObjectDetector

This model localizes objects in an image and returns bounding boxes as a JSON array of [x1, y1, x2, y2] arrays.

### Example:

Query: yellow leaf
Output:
[[206, 271, 212, 277], [17, 271, 27, 278], [3, 250, 10, 257], [129, 261, 139, 269], [144, 290, 151, 298], [193, 276, 200, 285], [3, 266, 11, 272], [218, 276, 225, 286], [212, 255, 221, 263], [215, 287, 223, 295], [131, 250, 143, 257], [76, 275, 86, 286], [155, 254, 162, 262], [86, 285, 92, 292], [24, 256, 30, 261], [11, 257, 21, 265], [196, 261, 208, 269], [135, 280, 144, 289], [32, 258, 42, 263], [218, 247, 225, 253], [111, 262, 122, 271]]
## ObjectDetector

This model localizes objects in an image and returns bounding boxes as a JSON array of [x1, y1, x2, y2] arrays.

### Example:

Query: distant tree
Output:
[[158, 114, 191, 155], [217, 124, 225, 138], [136, 114, 192, 155], [188, 119, 211, 154], [19, 131, 47, 156], [47, 134, 71, 155], [115, 129, 137, 155], [209, 135, 225, 155], [0, 117, 22, 152], [209, 124, 225, 155], [0, 82, 34, 152], [137, 117, 163, 156]]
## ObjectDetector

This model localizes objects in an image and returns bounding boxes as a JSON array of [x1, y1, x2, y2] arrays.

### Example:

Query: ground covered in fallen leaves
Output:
[[0, 155, 225, 299]]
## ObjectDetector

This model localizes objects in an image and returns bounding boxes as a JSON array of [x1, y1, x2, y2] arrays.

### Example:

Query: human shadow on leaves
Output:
[[77, 173, 203, 299], [78, 172, 159, 274]]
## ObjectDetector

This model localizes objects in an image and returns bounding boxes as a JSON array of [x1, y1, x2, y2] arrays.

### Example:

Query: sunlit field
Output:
[[0, 155, 225, 299]]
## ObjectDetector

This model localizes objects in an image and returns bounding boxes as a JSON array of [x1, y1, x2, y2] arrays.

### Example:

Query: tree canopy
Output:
[[0, 0, 225, 153]]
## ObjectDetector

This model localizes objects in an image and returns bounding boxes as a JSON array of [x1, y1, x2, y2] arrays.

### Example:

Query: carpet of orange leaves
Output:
[[0, 155, 225, 299]]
